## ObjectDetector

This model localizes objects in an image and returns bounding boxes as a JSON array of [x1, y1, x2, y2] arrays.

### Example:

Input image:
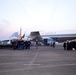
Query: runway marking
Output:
[[30, 50, 39, 64], [28, 49, 39, 69], [0, 62, 24, 65], [35, 63, 76, 69], [0, 63, 76, 73], [24, 64, 40, 65]]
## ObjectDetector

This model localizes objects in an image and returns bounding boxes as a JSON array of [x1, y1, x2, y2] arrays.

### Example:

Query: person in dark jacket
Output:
[[36, 40, 38, 49], [52, 41, 55, 48], [11, 40, 17, 50], [24, 41, 28, 49], [27, 41, 31, 49], [66, 40, 70, 50], [63, 41, 67, 50]]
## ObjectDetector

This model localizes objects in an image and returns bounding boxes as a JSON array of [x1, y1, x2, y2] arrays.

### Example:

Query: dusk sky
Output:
[[0, 0, 76, 40]]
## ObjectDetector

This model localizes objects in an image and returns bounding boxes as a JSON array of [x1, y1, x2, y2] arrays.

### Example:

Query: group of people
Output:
[[63, 40, 76, 50], [11, 39, 76, 50], [11, 40, 31, 50]]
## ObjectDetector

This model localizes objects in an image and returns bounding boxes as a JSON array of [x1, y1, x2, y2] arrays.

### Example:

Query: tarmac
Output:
[[0, 45, 76, 75]]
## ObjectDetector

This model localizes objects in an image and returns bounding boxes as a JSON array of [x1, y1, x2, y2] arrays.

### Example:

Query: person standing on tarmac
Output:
[[27, 40, 31, 49], [11, 39, 17, 50], [52, 41, 55, 48], [63, 41, 67, 50], [36, 40, 38, 49]]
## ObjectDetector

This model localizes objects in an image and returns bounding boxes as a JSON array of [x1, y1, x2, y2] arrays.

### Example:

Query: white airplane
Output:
[[9, 29, 76, 42], [29, 31, 76, 42], [0, 29, 76, 46]]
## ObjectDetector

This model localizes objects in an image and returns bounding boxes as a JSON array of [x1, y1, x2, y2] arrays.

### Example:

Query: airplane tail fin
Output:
[[18, 28, 22, 40], [21, 34, 25, 39]]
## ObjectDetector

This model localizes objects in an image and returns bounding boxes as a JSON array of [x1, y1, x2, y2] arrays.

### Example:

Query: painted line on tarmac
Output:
[[35, 63, 76, 69], [30, 50, 39, 64], [0, 62, 24, 65], [0, 63, 76, 73], [28, 49, 39, 69], [0, 68, 29, 73], [24, 64, 40, 65]]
